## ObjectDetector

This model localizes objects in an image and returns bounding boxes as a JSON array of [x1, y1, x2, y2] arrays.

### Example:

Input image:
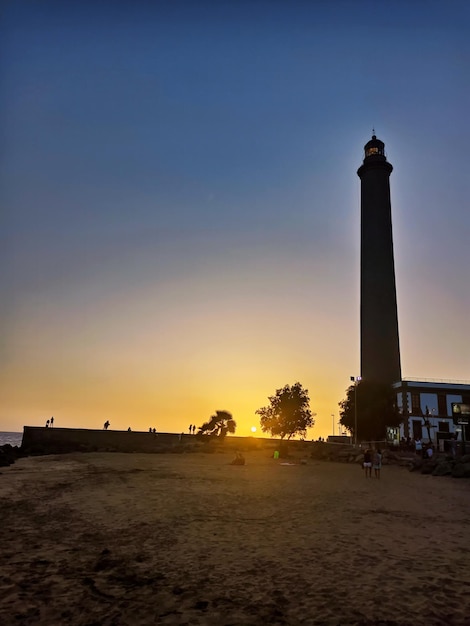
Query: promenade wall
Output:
[[21, 426, 312, 455]]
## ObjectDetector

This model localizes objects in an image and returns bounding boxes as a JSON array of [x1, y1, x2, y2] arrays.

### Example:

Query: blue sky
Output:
[[1, 1, 469, 435]]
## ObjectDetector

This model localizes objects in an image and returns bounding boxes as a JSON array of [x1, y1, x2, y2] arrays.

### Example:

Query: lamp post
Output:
[[350, 375, 362, 446]]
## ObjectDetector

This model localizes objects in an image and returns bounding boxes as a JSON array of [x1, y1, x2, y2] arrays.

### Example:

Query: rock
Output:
[[409, 458, 423, 472], [432, 462, 453, 476], [421, 461, 435, 474], [0, 450, 12, 467], [452, 462, 470, 478], [398, 456, 416, 466], [0, 444, 21, 467]]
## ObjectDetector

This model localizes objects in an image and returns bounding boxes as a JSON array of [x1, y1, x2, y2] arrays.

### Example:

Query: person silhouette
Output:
[[104, 420, 110, 430], [50, 416, 54, 428], [45, 419, 50, 428]]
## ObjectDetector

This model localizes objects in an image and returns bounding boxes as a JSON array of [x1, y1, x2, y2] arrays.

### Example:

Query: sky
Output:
[[1, 0, 469, 438]]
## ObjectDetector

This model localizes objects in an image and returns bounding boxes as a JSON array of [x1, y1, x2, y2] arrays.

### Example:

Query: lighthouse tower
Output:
[[357, 135, 401, 385]]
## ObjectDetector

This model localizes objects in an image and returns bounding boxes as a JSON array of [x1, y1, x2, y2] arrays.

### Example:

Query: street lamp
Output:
[[350, 375, 362, 446]]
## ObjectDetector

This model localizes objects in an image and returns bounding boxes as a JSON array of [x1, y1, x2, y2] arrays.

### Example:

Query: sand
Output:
[[1, 450, 469, 626]]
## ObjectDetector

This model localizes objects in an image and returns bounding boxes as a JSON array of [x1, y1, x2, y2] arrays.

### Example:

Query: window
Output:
[[366, 147, 379, 156], [411, 393, 421, 414], [437, 394, 447, 416]]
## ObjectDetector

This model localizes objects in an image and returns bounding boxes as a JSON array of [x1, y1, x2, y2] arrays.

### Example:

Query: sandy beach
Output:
[[1, 450, 469, 626]]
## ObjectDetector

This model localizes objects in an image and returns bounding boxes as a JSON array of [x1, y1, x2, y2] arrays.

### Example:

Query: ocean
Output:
[[0, 432, 23, 447]]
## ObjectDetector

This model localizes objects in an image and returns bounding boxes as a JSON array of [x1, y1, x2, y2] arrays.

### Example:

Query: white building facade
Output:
[[392, 379, 470, 450]]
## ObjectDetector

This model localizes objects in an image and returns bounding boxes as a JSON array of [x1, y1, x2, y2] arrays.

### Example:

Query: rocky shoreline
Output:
[[0, 444, 24, 468], [309, 441, 470, 478]]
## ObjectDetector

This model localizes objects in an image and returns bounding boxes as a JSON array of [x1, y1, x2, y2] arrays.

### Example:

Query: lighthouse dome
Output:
[[364, 135, 385, 158]]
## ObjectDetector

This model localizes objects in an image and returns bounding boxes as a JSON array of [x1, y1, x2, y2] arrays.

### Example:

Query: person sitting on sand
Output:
[[230, 452, 245, 466], [363, 449, 372, 477], [373, 449, 382, 479]]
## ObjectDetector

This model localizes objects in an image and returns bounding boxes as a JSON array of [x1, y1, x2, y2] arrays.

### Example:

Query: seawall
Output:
[[21, 426, 311, 455]]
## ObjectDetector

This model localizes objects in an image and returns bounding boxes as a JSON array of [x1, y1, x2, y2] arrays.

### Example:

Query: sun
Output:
[[251, 426, 257, 433]]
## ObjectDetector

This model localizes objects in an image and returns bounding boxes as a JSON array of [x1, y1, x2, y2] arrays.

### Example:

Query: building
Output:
[[393, 379, 470, 449], [357, 135, 401, 386]]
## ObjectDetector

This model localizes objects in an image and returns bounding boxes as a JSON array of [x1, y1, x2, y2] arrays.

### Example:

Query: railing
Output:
[[401, 377, 470, 385]]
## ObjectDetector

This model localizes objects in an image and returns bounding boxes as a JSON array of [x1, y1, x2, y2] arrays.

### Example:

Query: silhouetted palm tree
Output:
[[198, 410, 236, 439]]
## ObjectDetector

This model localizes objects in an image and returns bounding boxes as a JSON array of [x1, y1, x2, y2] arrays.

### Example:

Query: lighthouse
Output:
[[357, 135, 401, 385]]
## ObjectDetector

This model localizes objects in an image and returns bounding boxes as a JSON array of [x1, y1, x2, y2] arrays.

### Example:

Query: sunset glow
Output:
[[1, 3, 468, 439]]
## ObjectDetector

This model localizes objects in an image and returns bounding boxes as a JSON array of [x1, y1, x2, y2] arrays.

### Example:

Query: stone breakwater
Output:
[[309, 441, 470, 478], [0, 444, 23, 468], [409, 453, 470, 478]]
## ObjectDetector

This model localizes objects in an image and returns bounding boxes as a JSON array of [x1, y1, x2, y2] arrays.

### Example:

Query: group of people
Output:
[[188, 424, 197, 434], [362, 448, 382, 478], [413, 438, 435, 458], [45, 417, 54, 428]]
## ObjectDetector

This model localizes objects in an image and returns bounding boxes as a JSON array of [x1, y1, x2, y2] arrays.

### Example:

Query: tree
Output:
[[198, 410, 236, 439], [256, 382, 315, 440], [338, 380, 401, 442]]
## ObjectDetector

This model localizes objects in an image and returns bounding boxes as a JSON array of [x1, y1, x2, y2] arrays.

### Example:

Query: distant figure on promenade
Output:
[[45, 419, 50, 428], [415, 438, 422, 456], [426, 445, 433, 459], [363, 449, 372, 477], [104, 420, 110, 430], [152, 428, 157, 435], [127, 427, 131, 432], [188, 424, 193, 434], [50, 416, 54, 428], [373, 449, 382, 479]]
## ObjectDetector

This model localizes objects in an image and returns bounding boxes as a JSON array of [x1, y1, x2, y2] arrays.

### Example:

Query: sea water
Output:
[[0, 432, 23, 447]]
